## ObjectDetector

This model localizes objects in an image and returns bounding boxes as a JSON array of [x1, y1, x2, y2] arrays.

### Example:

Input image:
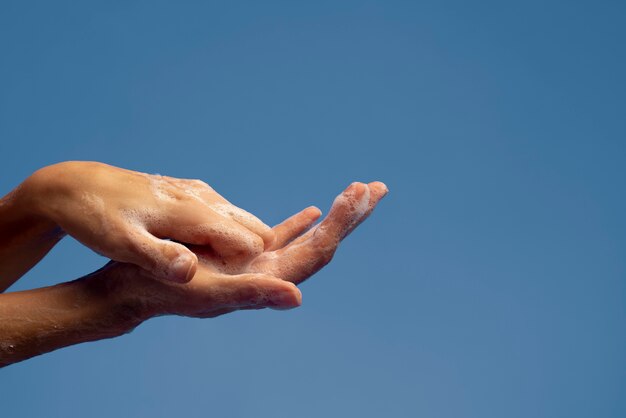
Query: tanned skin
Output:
[[0, 162, 387, 367]]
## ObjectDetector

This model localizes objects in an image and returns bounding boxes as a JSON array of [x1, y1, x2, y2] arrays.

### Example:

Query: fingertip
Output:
[[304, 206, 322, 220], [262, 228, 277, 251], [292, 284, 303, 306], [347, 181, 367, 197], [215, 220, 265, 258], [368, 182, 389, 204], [270, 282, 302, 310], [167, 250, 197, 283], [368, 181, 388, 194]]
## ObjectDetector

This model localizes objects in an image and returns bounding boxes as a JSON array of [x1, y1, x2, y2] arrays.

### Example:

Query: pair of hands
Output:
[[14, 162, 387, 319]]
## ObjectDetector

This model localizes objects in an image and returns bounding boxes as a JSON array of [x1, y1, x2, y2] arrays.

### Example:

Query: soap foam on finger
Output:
[[251, 182, 375, 283], [209, 202, 273, 242], [322, 182, 371, 240]]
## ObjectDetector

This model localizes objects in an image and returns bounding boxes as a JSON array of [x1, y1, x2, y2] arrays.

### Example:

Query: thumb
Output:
[[126, 229, 198, 283], [214, 273, 303, 310]]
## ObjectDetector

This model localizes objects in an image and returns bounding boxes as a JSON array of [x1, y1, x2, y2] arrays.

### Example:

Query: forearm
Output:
[[0, 175, 65, 291], [0, 266, 150, 367]]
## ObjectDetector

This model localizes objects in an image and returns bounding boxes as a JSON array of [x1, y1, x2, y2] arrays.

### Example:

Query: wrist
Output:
[[90, 263, 164, 324], [20, 162, 72, 228], [0, 169, 66, 289]]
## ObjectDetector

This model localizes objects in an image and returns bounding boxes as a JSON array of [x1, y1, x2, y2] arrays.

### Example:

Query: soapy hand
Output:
[[0, 178, 387, 366], [116, 181, 388, 318], [23, 161, 274, 283]]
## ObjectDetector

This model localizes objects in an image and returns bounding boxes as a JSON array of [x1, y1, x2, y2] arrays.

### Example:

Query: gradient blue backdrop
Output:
[[1, 1, 625, 417]]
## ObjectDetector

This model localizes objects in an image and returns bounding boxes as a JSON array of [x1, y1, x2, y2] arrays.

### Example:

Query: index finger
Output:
[[163, 177, 275, 249], [209, 202, 275, 249]]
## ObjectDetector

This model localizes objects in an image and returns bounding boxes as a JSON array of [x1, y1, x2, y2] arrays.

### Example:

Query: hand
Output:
[[22, 161, 275, 283], [117, 181, 387, 318], [0, 181, 386, 366]]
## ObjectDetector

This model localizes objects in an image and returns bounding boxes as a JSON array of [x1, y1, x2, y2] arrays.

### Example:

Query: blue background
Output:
[[1, 1, 625, 417]]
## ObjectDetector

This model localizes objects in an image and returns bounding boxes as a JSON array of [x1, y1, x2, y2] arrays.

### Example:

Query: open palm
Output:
[[112, 181, 387, 319]]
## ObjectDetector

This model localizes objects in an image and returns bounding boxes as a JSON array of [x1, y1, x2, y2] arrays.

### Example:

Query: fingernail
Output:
[[168, 253, 195, 283]]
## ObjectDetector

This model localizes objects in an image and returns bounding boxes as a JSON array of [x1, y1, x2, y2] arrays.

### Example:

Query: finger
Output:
[[251, 181, 388, 284], [311, 181, 388, 243], [365, 181, 389, 216], [318, 182, 370, 241], [287, 181, 383, 247], [161, 176, 275, 248], [268, 206, 322, 251], [210, 273, 302, 310], [154, 201, 265, 259], [121, 228, 198, 283], [209, 202, 275, 249]]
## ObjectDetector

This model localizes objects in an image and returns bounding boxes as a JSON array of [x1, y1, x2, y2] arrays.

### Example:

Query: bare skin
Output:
[[0, 161, 275, 290], [0, 181, 387, 367]]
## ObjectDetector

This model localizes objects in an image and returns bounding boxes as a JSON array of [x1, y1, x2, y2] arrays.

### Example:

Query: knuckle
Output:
[[113, 221, 134, 245], [241, 234, 264, 257], [317, 245, 336, 266], [190, 179, 209, 188], [233, 279, 262, 304]]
